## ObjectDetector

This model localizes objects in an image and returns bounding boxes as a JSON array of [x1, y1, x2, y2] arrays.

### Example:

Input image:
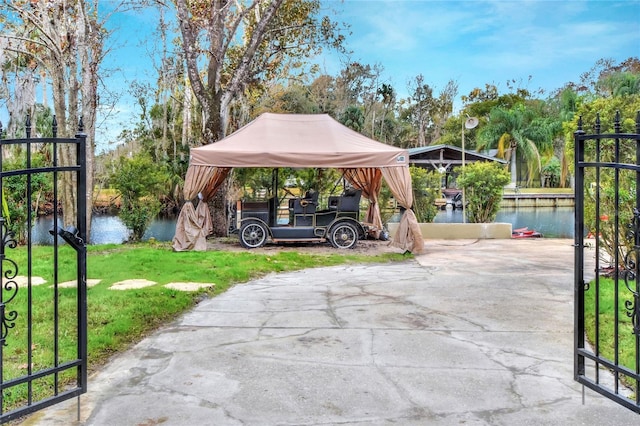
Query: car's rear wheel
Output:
[[239, 221, 268, 248], [329, 222, 358, 249]]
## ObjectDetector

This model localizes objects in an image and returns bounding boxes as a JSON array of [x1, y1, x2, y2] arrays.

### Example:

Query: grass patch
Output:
[[1, 241, 408, 412], [584, 276, 639, 388]]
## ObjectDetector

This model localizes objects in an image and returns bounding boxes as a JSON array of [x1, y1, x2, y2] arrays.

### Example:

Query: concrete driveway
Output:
[[23, 239, 639, 425]]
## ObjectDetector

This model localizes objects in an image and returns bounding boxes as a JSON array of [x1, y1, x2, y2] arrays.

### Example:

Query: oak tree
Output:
[[169, 0, 346, 235]]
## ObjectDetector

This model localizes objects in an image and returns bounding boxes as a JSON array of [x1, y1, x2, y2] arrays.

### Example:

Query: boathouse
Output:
[[408, 144, 506, 186]]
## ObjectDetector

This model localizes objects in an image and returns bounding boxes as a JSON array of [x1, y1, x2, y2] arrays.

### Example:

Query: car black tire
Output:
[[239, 221, 268, 249], [329, 221, 358, 249]]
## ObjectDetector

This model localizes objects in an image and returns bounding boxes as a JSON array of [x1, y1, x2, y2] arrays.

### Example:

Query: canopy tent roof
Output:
[[190, 113, 409, 169]]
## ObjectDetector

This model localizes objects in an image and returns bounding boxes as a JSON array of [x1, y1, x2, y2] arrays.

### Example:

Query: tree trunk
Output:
[[49, 57, 78, 230], [181, 72, 192, 153], [204, 92, 230, 236], [78, 2, 102, 241], [509, 147, 518, 188]]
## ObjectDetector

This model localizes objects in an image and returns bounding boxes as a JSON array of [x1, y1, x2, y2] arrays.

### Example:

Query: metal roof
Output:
[[408, 144, 507, 164]]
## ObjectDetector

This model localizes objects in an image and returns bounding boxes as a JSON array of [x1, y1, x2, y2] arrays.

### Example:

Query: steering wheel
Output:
[[300, 199, 309, 207]]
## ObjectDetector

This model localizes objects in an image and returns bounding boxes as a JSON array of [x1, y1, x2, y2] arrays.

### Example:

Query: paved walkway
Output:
[[23, 239, 639, 425]]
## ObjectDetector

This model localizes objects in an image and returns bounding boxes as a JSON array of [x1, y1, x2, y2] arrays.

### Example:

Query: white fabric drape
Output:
[[380, 167, 425, 254], [341, 168, 383, 238], [172, 166, 231, 251]]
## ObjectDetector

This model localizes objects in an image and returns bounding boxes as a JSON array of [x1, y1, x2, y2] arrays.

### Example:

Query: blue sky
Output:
[[321, 0, 639, 100], [1, 1, 638, 152]]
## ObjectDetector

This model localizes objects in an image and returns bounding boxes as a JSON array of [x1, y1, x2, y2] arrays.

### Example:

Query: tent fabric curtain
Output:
[[200, 167, 231, 201], [341, 168, 383, 238], [380, 167, 425, 254], [171, 201, 210, 251], [183, 166, 231, 201], [172, 166, 231, 251]]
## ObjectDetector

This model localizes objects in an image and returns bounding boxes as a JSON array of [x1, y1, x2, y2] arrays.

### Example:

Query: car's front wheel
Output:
[[329, 222, 358, 249], [239, 221, 268, 248]]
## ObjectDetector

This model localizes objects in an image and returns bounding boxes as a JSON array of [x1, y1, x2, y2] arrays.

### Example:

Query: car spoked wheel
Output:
[[239, 221, 268, 248], [329, 222, 358, 249]]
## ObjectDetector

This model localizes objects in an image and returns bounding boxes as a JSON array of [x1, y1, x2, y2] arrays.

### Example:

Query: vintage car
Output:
[[229, 188, 367, 249]]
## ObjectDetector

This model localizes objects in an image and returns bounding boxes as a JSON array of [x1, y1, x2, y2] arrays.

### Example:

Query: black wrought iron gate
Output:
[[0, 117, 87, 423], [574, 111, 640, 414]]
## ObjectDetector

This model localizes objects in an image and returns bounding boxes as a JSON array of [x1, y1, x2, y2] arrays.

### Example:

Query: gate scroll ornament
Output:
[[624, 208, 640, 337], [0, 217, 18, 346]]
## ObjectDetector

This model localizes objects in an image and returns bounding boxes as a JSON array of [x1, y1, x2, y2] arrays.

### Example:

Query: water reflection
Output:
[[89, 215, 130, 245], [434, 207, 574, 238], [32, 215, 177, 245]]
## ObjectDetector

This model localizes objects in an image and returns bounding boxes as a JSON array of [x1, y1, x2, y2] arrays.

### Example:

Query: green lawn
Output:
[[584, 276, 639, 388]]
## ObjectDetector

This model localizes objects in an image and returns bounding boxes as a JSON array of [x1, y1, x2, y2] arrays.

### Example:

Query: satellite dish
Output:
[[465, 117, 479, 129]]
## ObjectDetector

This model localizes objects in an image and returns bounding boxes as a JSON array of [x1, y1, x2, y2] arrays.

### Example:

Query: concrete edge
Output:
[[387, 222, 513, 239]]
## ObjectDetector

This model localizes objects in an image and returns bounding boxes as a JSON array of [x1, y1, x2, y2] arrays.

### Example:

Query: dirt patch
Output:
[[206, 237, 404, 256]]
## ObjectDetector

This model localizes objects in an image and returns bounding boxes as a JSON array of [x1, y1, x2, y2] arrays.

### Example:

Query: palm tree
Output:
[[551, 88, 579, 187], [476, 104, 552, 188], [597, 71, 640, 97]]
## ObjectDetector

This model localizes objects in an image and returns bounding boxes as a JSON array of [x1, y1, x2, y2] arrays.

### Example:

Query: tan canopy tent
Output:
[[172, 113, 424, 253]]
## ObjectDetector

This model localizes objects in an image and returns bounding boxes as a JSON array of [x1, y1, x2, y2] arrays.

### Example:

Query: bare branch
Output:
[[4, 2, 65, 60], [225, 0, 285, 102], [175, 2, 210, 122]]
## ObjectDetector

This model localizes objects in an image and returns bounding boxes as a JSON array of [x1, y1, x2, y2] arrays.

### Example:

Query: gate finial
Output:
[[636, 110, 640, 134], [614, 110, 621, 134], [595, 113, 601, 134], [52, 115, 58, 138]]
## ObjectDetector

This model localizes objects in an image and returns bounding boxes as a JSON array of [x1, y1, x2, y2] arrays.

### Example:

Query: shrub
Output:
[[2, 151, 53, 244], [542, 156, 561, 188], [456, 162, 510, 223], [583, 161, 635, 264], [109, 154, 169, 241], [410, 166, 440, 223]]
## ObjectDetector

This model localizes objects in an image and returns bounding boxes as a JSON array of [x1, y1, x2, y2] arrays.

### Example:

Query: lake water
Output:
[[434, 207, 575, 238], [32, 206, 574, 245], [31, 215, 177, 245]]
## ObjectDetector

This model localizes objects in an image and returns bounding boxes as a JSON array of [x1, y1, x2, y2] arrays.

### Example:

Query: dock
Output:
[[435, 188, 575, 209], [500, 191, 574, 208]]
